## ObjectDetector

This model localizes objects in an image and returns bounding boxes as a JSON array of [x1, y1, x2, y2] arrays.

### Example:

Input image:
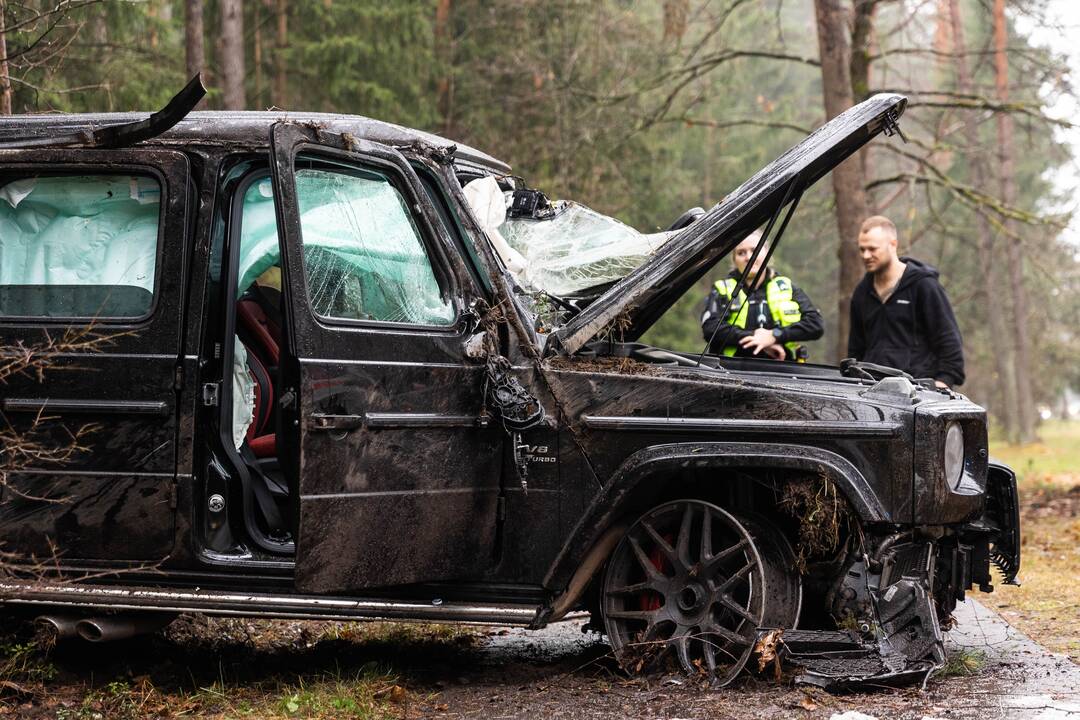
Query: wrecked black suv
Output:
[[0, 79, 1019, 689]]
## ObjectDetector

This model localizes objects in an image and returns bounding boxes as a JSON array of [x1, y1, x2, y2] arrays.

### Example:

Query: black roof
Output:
[[0, 110, 511, 174]]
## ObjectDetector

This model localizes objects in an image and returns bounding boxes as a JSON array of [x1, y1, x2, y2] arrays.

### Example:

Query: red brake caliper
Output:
[[640, 535, 674, 611]]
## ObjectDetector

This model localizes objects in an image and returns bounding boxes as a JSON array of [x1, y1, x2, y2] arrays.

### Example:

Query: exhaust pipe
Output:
[[75, 612, 177, 643], [34, 614, 81, 641]]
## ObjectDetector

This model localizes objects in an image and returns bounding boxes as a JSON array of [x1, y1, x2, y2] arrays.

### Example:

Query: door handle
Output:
[[309, 414, 364, 432]]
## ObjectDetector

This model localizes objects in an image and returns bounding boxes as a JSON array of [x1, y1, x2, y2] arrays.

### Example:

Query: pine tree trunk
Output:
[[220, 0, 246, 110], [849, 1, 875, 104], [849, 1, 876, 199], [254, 1, 263, 107], [814, 0, 870, 363], [949, 0, 1018, 439], [185, 0, 204, 81], [0, 0, 12, 115], [993, 0, 1036, 441], [435, 0, 453, 134], [663, 0, 689, 42], [274, 0, 288, 108]]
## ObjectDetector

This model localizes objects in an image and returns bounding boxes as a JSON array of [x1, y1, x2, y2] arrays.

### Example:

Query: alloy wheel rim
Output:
[[601, 499, 786, 684]]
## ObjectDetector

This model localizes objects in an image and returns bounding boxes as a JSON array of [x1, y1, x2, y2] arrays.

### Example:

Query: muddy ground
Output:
[[2, 599, 1077, 719]]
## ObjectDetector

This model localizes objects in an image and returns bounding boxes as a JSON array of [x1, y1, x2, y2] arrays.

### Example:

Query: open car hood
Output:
[[548, 93, 907, 356]]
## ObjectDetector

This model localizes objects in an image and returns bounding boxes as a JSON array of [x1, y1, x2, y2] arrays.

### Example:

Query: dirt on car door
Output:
[[267, 124, 505, 594]]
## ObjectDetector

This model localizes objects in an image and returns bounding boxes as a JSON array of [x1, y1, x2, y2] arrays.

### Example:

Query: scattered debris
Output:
[[762, 542, 948, 691], [372, 684, 407, 704], [940, 648, 987, 677], [544, 355, 660, 376], [755, 629, 784, 681], [780, 475, 851, 573]]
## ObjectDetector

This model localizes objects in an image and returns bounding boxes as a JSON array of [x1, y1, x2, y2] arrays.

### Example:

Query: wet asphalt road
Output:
[[941, 600, 1080, 719], [413, 600, 1080, 720]]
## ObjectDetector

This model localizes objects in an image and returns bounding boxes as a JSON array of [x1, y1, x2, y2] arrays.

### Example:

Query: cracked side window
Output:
[[0, 174, 160, 319], [294, 161, 455, 326]]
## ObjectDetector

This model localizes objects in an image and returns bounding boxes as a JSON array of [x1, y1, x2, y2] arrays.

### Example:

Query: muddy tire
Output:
[[601, 499, 801, 685]]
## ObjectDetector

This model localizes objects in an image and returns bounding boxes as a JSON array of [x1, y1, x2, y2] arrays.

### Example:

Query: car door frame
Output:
[[267, 123, 506, 593]]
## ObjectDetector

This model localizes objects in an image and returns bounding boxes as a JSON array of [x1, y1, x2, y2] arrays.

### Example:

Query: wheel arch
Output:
[[535, 441, 886, 625]]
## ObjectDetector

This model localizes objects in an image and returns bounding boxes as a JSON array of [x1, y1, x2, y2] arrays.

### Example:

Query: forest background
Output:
[[2, 0, 1076, 442]]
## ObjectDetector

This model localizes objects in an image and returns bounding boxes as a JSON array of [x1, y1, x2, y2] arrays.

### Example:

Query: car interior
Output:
[[234, 272, 291, 539]]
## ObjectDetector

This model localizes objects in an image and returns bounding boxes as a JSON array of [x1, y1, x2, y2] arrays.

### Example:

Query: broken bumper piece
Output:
[[759, 542, 948, 690], [770, 624, 943, 690]]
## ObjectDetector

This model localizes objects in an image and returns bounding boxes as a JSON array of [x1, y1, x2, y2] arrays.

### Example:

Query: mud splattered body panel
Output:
[[0, 148, 191, 563]]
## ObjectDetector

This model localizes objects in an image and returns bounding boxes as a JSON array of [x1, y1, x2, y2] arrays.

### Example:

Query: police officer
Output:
[[701, 231, 824, 360]]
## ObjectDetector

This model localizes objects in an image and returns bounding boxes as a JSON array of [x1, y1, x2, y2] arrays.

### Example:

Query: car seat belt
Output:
[[238, 443, 286, 533]]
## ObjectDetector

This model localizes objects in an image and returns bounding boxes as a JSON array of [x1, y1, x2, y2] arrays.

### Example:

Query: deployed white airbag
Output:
[[0, 175, 160, 316], [462, 177, 526, 276], [231, 340, 255, 450]]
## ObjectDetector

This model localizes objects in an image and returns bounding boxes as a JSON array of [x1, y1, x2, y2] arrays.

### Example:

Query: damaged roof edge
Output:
[[0, 74, 207, 150], [0, 96, 511, 176], [549, 93, 908, 358]]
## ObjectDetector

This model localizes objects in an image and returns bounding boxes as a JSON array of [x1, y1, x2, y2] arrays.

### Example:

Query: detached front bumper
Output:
[[985, 461, 1022, 584], [954, 460, 1022, 590]]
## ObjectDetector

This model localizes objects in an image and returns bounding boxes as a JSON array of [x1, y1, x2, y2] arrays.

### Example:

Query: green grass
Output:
[[2, 620, 471, 718], [47, 667, 406, 719], [981, 419, 1080, 663], [0, 639, 57, 686], [940, 648, 987, 677], [990, 420, 1080, 483], [317, 620, 479, 647]]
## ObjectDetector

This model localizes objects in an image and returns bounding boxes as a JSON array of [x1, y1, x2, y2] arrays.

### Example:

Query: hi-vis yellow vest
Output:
[[713, 275, 803, 357]]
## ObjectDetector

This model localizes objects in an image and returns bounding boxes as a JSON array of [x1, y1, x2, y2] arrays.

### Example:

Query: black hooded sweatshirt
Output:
[[847, 257, 965, 386]]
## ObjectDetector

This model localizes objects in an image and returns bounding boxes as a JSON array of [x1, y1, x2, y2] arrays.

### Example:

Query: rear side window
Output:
[[0, 174, 161, 319]]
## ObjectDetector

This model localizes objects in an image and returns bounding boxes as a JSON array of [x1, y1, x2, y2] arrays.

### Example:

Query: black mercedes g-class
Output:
[[0, 79, 1019, 688]]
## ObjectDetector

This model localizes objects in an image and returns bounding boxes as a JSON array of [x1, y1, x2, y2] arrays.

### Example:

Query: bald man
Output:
[[848, 215, 964, 388]]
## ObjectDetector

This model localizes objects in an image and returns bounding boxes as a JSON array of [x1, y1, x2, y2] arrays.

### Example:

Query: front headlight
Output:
[[944, 421, 965, 490]]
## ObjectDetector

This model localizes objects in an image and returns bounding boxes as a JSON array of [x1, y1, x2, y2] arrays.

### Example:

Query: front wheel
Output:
[[601, 499, 801, 685]]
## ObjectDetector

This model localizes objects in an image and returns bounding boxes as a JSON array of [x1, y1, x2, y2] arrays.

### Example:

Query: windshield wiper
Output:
[[0, 74, 205, 150], [839, 358, 915, 382], [697, 175, 804, 365]]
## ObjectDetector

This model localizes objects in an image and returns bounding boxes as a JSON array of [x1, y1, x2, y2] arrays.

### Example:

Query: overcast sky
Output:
[[1019, 0, 1080, 248]]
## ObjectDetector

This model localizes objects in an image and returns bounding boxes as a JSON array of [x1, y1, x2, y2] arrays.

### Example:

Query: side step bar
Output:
[[0, 580, 544, 626]]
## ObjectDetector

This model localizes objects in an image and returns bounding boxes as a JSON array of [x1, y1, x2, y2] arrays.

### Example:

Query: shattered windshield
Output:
[[501, 204, 673, 297], [463, 177, 674, 298]]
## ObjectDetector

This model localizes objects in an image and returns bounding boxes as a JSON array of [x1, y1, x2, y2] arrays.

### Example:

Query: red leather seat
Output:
[[237, 297, 281, 366], [238, 286, 283, 459], [249, 433, 277, 457]]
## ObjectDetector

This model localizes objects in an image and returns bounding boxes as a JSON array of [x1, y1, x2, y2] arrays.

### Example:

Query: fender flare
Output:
[[542, 441, 887, 594]]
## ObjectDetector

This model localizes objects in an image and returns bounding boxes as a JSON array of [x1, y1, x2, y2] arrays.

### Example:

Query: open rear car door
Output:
[[268, 123, 504, 593]]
